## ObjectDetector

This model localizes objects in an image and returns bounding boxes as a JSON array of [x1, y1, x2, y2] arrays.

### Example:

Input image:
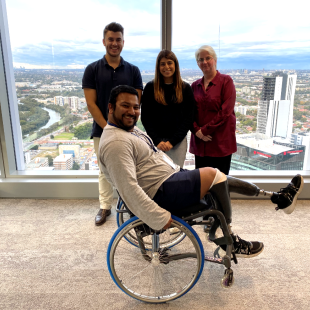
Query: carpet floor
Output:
[[0, 198, 309, 310]]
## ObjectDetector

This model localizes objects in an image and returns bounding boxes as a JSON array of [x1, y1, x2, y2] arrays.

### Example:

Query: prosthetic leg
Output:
[[207, 173, 265, 258], [227, 176, 277, 198]]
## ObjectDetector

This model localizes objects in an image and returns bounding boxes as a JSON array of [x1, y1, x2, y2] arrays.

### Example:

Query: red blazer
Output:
[[190, 71, 237, 157]]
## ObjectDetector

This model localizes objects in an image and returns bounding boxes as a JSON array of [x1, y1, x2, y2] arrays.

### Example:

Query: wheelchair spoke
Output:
[[108, 217, 204, 303], [119, 263, 154, 283]]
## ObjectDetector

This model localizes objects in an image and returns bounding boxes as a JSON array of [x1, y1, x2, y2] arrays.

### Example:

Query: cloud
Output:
[[7, 0, 310, 70]]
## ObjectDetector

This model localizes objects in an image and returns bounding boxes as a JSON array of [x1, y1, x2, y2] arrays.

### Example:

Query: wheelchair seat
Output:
[[172, 198, 210, 218]]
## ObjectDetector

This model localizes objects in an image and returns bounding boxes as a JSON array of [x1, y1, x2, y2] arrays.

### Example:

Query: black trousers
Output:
[[195, 154, 232, 175]]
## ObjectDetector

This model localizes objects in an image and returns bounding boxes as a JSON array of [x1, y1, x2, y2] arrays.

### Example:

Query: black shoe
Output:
[[271, 174, 304, 214], [95, 209, 111, 226], [219, 234, 264, 258]]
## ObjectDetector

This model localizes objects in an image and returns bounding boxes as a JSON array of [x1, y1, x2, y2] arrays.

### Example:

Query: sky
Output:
[[5, 0, 310, 71]]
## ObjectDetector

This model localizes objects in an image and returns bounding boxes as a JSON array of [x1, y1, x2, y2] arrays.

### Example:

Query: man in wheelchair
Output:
[[99, 85, 303, 259]]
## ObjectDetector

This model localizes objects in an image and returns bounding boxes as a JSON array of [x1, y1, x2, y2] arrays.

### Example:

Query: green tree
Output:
[[50, 134, 54, 139], [73, 122, 92, 140], [136, 119, 145, 132], [30, 145, 39, 150], [71, 162, 80, 170], [45, 155, 53, 167]]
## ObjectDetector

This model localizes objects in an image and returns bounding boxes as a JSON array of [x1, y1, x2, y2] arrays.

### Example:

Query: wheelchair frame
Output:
[[107, 196, 237, 303]]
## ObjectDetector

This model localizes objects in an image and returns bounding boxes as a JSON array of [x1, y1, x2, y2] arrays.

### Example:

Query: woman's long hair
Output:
[[154, 50, 183, 105]]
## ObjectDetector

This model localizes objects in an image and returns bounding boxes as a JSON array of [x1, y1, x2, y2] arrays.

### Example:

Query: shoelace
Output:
[[234, 235, 251, 254], [274, 183, 297, 211]]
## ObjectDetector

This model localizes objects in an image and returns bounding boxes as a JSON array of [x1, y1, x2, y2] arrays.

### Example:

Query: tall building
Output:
[[53, 154, 73, 170], [235, 106, 247, 115], [54, 96, 64, 106], [53, 96, 80, 110], [257, 72, 297, 139], [69, 96, 80, 111]]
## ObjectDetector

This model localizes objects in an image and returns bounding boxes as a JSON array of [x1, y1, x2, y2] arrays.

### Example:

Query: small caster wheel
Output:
[[221, 269, 234, 288]]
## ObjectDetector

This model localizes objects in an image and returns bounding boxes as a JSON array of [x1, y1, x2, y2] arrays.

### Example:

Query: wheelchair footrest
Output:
[[204, 255, 223, 264]]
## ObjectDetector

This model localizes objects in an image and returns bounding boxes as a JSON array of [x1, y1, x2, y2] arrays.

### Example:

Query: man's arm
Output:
[[84, 88, 107, 130], [136, 89, 142, 104], [101, 138, 171, 230]]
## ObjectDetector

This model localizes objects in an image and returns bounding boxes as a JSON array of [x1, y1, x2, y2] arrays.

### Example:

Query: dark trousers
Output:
[[195, 154, 232, 175]]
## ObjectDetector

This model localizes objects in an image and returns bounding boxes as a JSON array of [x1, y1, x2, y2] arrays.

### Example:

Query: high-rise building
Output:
[[53, 96, 80, 110], [53, 154, 73, 170], [54, 96, 64, 106], [257, 72, 297, 139], [69, 96, 80, 111], [235, 106, 247, 115]]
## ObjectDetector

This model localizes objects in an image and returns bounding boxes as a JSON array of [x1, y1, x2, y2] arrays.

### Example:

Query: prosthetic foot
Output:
[[227, 174, 304, 214]]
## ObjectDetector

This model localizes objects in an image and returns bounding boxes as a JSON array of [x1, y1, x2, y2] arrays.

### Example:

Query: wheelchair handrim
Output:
[[107, 216, 205, 303]]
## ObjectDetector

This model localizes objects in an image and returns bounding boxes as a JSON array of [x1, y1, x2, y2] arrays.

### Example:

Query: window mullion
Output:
[[161, 0, 172, 50], [0, 0, 25, 173]]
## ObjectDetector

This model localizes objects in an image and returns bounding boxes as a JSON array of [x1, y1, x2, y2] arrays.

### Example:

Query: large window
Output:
[[173, 0, 310, 171], [5, 0, 159, 172], [0, 0, 308, 199]]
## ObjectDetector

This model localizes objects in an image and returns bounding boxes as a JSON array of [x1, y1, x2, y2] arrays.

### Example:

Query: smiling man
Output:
[[99, 85, 303, 258], [82, 22, 143, 226]]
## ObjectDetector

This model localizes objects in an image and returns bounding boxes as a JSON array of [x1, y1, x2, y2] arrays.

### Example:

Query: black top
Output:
[[141, 81, 195, 147], [82, 56, 143, 138]]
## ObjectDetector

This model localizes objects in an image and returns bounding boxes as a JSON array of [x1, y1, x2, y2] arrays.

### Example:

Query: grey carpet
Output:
[[0, 198, 309, 310]]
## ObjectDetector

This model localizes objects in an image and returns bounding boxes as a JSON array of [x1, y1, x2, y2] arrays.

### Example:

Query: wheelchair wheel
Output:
[[116, 203, 186, 250], [107, 215, 204, 303]]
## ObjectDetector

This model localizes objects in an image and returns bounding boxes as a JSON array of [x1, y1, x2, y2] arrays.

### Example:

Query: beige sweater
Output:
[[99, 124, 180, 230]]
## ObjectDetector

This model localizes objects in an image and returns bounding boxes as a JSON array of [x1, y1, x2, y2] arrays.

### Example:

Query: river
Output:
[[40, 107, 61, 129], [18, 101, 61, 131]]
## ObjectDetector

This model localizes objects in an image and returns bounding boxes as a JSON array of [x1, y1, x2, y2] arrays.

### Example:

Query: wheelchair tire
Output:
[[107, 215, 204, 303]]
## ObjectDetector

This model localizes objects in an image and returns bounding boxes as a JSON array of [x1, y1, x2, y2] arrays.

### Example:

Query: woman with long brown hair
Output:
[[141, 50, 195, 167]]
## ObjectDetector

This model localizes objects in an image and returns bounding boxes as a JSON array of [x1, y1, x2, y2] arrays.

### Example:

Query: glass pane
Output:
[[173, 0, 310, 171], [6, 0, 159, 171]]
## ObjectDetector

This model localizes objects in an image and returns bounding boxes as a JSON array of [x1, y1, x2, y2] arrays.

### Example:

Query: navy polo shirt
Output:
[[82, 56, 143, 138]]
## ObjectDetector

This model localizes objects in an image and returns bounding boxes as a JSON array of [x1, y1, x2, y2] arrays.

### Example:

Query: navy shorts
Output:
[[153, 168, 201, 212]]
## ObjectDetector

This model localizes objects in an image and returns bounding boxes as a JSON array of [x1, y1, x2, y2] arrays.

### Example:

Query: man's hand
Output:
[[84, 88, 107, 129], [162, 217, 173, 230]]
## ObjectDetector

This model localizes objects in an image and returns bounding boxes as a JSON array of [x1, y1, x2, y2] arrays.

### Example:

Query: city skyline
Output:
[[6, 0, 310, 70]]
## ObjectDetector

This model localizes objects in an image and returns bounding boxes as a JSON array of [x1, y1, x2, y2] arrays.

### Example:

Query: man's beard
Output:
[[113, 111, 137, 131]]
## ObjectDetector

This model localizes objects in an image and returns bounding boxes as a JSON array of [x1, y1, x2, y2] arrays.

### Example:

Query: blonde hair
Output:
[[195, 45, 217, 68]]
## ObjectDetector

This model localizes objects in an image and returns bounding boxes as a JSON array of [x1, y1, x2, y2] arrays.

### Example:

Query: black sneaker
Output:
[[271, 174, 304, 214], [218, 234, 264, 258]]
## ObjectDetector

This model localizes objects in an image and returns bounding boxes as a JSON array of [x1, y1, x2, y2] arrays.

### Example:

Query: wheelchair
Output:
[[107, 195, 238, 303]]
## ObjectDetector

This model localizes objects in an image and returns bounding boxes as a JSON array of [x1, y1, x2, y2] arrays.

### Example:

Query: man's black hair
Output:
[[103, 22, 124, 38], [109, 85, 139, 109]]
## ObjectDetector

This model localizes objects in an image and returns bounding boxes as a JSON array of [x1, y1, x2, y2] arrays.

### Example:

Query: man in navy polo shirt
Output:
[[82, 22, 143, 226]]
